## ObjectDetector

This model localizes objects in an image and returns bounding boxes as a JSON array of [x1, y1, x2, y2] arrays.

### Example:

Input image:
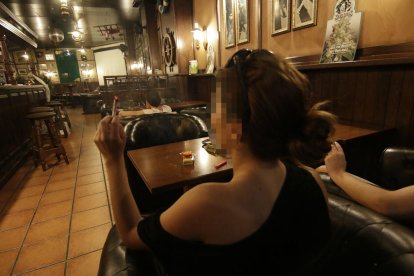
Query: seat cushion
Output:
[[98, 225, 165, 276]]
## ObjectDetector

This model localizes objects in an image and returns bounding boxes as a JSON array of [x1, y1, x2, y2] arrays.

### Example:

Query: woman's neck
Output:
[[230, 143, 284, 185]]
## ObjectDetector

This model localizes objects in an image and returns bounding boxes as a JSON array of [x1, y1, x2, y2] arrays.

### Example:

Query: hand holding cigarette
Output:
[[112, 96, 119, 116]]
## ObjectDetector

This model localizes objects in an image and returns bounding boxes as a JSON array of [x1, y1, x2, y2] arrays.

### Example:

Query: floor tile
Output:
[[32, 200, 72, 223], [71, 205, 111, 232], [20, 175, 50, 188], [73, 192, 108, 213], [0, 249, 18, 275], [39, 188, 74, 206], [52, 163, 78, 174], [25, 216, 70, 245], [0, 190, 15, 207], [49, 171, 77, 183], [75, 181, 106, 198], [66, 250, 102, 276], [2, 174, 25, 192], [44, 178, 75, 193], [14, 185, 45, 200], [78, 158, 102, 168], [4, 194, 41, 214], [18, 262, 65, 276], [77, 165, 103, 177], [0, 209, 34, 231], [76, 172, 104, 186], [0, 226, 28, 252], [14, 235, 67, 274], [28, 167, 53, 178], [68, 223, 111, 259]]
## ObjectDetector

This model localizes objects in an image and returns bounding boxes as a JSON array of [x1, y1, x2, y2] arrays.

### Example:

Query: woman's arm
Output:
[[94, 116, 147, 249], [324, 142, 414, 219]]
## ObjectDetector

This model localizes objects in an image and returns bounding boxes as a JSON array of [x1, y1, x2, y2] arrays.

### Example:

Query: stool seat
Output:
[[26, 110, 69, 171], [26, 111, 56, 119], [45, 100, 72, 131], [28, 107, 54, 113], [45, 101, 62, 107]]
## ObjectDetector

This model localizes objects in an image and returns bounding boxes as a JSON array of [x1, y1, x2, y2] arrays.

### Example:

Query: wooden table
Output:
[[127, 138, 232, 194], [167, 100, 207, 111], [333, 124, 381, 141], [127, 124, 392, 194], [119, 100, 208, 116]]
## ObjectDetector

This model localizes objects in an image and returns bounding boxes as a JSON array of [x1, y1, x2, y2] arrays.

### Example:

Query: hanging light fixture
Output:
[[60, 0, 70, 15], [48, 28, 64, 43]]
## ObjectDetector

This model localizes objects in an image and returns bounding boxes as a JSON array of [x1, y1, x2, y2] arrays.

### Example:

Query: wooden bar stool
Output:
[[44, 101, 70, 137], [26, 111, 69, 171], [47, 101, 72, 129], [28, 106, 68, 138]]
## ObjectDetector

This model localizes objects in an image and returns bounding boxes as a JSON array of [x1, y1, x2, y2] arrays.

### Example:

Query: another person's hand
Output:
[[94, 116, 126, 162], [324, 141, 347, 178]]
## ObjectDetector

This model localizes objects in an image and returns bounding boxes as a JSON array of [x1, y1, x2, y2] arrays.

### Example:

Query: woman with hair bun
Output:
[[94, 49, 336, 275]]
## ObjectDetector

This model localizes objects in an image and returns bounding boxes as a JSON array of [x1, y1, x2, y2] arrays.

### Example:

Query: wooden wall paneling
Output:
[[187, 75, 214, 102], [384, 68, 405, 129], [349, 69, 368, 125], [307, 72, 321, 103], [144, 1, 161, 70], [341, 70, 358, 123], [334, 70, 356, 122], [360, 69, 388, 127], [396, 67, 414, 146], [172, 0, 194, 74]]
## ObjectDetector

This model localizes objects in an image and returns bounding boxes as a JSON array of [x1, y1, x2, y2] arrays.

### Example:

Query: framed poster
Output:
[[223, 0, 236, 48], [272, 0, 291, 35], [236, 0, 249, 44], [292, 0, 318, 30], [320, 0, 362, 63], [18, 68, 27, 75]]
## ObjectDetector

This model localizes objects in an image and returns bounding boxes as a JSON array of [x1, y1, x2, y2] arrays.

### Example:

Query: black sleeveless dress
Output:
[[137, 161, 331, 275]]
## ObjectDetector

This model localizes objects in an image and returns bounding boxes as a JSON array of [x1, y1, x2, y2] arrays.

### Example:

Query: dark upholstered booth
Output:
[[99, 146, 414, 275], [379, 147, 414, 190], [122, 113, 208, 214], [98, 188, 414, 276]]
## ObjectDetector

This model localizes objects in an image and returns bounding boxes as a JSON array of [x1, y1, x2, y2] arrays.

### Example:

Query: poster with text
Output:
[[320, 0, 362, 63]]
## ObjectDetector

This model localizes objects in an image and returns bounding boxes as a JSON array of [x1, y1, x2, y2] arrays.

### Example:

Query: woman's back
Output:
[[138, 160, 330, 275]]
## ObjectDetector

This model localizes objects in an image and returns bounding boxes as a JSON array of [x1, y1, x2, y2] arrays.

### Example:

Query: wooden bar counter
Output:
[[0, 85, 47, 188]]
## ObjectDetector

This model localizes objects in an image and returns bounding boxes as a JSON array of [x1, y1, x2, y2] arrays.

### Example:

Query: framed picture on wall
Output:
[[272, 0, 291, 35], [223, 0, 236, 48], [236, 0, 249, 44], [292, 0, 318, 30], [18, 68, 27, 75]]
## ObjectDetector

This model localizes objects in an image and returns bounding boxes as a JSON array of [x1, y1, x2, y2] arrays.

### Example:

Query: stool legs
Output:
[[28, 113, 69, 171], [61, 105, 72, 129]]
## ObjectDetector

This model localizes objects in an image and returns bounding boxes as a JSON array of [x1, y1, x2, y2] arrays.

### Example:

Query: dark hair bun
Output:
[[289, 102, 336, 167]]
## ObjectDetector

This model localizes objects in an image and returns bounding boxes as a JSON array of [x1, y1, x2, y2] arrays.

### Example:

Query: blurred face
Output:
[[209, 69, 243, 157]]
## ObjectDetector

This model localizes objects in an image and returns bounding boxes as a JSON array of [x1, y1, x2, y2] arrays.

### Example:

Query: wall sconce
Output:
[[21, 52, 30, 61], [81, 69, 92, 77], [46, 71, 55, 78], [192, 23, 207, 50]]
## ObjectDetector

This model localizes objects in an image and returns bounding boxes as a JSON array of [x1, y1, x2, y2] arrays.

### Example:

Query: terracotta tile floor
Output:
[[0, 107, 113, 275]]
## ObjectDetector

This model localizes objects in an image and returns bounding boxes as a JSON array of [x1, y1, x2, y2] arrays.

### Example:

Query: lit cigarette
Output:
[[215, 160, 227, 169], [112, 96, 119, 116]]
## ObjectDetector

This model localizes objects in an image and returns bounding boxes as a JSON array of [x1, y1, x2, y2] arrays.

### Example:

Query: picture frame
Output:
[[292, 0, 318, 30], [18, 68, 27, 75], [272, 0, 291, 35], [236, 0, 249, 44], [223, 0, 236, 48]]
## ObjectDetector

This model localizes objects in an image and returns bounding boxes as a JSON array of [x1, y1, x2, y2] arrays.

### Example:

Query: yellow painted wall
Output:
[[193, 0, 414, 67]]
